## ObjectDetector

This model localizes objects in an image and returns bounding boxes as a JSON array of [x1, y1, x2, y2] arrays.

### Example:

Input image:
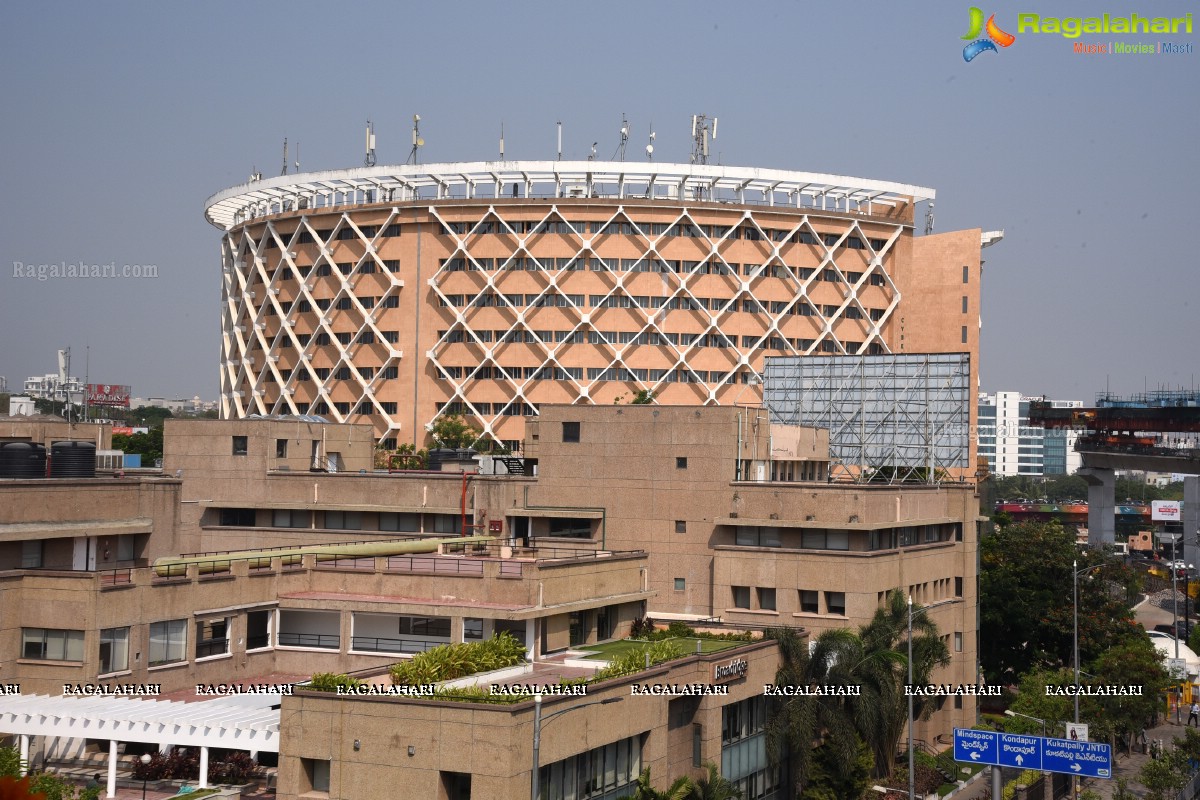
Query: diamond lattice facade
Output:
[[205, 161, 983, 448]]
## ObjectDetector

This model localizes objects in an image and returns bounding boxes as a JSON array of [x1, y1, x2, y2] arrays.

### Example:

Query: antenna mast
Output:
[[556, 121, 562, 161], [925, 202, 935, 235], [281, 137, 288, 175], [617, 114, 630, 161], [646, 124, 655, 161], [690, 114, 717, 165], [499, 122, 505, 161], [294, 142, 300, 173], [407, 115, 423, 165], [364, 120, 377, 167]]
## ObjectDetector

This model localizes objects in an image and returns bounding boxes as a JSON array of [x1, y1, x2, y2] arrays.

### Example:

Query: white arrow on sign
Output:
[[1071, 763, 1082, 772], [1016, 755, 1024, 765], [971, 752, 981, 761]]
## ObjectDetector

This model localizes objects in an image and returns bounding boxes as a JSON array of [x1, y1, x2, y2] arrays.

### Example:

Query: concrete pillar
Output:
[[107, 740, 118, 799], [199, 746, 209, 789], [525, 618, 537, 662], [18, 735, 29, 776], [1081, 467, 1115, 546], [1184, 476, 1200, 570]]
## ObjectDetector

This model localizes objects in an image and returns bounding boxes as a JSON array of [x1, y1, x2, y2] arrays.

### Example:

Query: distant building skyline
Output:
[[978, 391, 1083, 477]]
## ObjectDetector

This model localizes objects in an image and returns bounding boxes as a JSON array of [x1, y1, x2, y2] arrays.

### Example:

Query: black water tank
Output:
[[427, 448, 455, 471], [0, 442, 47, 478], [50, 441, 97, 478]]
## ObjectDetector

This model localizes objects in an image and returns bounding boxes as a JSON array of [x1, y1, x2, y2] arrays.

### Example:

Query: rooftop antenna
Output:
[[249, 166, 262, 183], [499, 122, 505, 161], [406, 115, 423, 165], [281, 137, 288, 175], [924, 201, 935, 235], [616, 114, 630, 161], [589, 142, 597, 161], [294, 142, 300, 173], [690, 114, 717, 165], [556, 121, 562, 161], [646, 125, 655, 161], [364, 120, 377, 167]]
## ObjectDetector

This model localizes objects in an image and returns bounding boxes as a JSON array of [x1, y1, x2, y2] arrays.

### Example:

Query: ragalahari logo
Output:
[[962, 7, 1016, 61]]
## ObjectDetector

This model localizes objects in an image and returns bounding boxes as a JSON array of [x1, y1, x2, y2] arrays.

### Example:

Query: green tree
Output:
[[1139, 745, 1191, 800], [764, 627, 865, 795], [686, 762, 742, 800], [980, 521, 1139, 684], [857, 590, 950, 779], [112, 426, 164, 464], [618, 768, 694, 800], [0, 746, 23, 777], [798, 738, 873, 800], [1087, 637, 1171, 745], [429, 413, 481, 449]]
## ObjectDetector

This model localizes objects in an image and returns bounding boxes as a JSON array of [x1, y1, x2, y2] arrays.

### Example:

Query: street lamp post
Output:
[[1072, 560, 1106, 799], [139, 753, 152, 800], [532, 693, 623, 800]]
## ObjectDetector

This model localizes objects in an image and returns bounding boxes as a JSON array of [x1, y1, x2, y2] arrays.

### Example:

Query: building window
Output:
[[303, 759, 331, 794], [732, 586, 751, 609], [954, 632, 963, 652], [758, 588, 777, 611], [399, 616, 452, 638], [674, 520, 687, 534], [20, 539, 43, 568], [22, 628, 84, 661], [276, 438, 288, 458], [825, 591, 846, 616], [962, 296, 968, 314], [799, 590, 819, 614], [99, 627, 129, 674], [961, 326, 968, 344], [272, 509, 309, 528], [379, 512, 421, 532], [196, 617, 230, 659], [547, 518, 592, 539], [735, 527, 781, 548], [218, 508, 256, 526], [963, 265, 969, 283], [232, 436, 248, 456], [676, 456, 688, 469], [463, 619, 484, 640], [323, 510, 362, 530], [674, 578, 686, 591], [537, 734, 641, 800], [148, 619, 187, 667], [562, 421, 580, 443], [247, 610, 272, 650], [955, 577, 963, 597]]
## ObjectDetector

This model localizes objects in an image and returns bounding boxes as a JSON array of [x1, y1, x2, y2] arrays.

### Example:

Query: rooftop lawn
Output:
[[578, 637, 747, 660]]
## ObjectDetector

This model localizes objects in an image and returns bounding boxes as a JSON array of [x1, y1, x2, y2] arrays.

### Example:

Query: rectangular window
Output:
[[196, 617, 230, 659], [303, 759, 331, 794], [463, 619, 484, 640], [99, 627, 129, 674], [247, 610, 272, 650], [148, 619, 187, 667], [399, 616, 452, 638], [955, 577, 963, 597], [674, 520, 687, 534], [961, 326, 968, 344], [676, 456, 687, 469], [732, 586, 751, 609], [275, 438, 288, 458], [799, 590, 819, 614], [218, 508, 256, 526], [21, 539, 43, 568], [954, 632, 963, 652], [22, 628, 84, 661], [547, 518, 592, 539], [758, 588, 777, 611], [562, 421, 580, 443], [825, 592, 846, 616], [962, 295, 969, 314], [963, 265, 969, 283], [232, 436, 248, 456], [674, 578, 686, 591], [379, 512, 421, 532], [272, 509, 309, 528], [324, 510, 363, 530]]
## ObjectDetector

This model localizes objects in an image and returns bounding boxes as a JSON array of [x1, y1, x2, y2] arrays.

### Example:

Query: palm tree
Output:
[[855, 589, 951, 779], [764, 626, 866, 795], [618, 768, 695, 800], [687, 762, 742, 800]]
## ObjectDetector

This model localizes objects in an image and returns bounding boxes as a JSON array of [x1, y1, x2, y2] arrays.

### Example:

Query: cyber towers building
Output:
[[205, 160, 987, 449]]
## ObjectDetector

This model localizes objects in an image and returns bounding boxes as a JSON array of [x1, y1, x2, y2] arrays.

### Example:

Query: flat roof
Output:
[[204, 160, 934, 229]]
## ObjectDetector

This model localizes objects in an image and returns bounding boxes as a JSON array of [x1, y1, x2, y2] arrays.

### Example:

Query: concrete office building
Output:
[[977, 392, 1082, 476], [205, 161, 990, 449]]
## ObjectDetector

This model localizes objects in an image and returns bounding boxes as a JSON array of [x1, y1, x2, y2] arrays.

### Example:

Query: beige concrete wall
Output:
[[0, 418, 112, 450], [277, 640, 780, 800]]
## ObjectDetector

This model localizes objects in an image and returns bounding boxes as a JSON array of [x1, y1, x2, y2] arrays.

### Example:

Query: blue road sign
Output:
[[1042, 736, 1112, 779], [997, 733, 1042, 770], [953, 728, 998, 766]]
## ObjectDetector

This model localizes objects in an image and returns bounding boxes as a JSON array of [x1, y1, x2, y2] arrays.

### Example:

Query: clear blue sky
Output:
[[1, 1, 1196, 402]]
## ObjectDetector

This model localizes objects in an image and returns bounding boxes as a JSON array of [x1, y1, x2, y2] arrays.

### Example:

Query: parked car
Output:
[[1154, 622, 1195, 641]]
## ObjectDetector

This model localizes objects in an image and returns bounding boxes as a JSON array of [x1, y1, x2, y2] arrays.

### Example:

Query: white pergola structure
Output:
[[0, 694, 280, 799], [205, 161, 934, 444]]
